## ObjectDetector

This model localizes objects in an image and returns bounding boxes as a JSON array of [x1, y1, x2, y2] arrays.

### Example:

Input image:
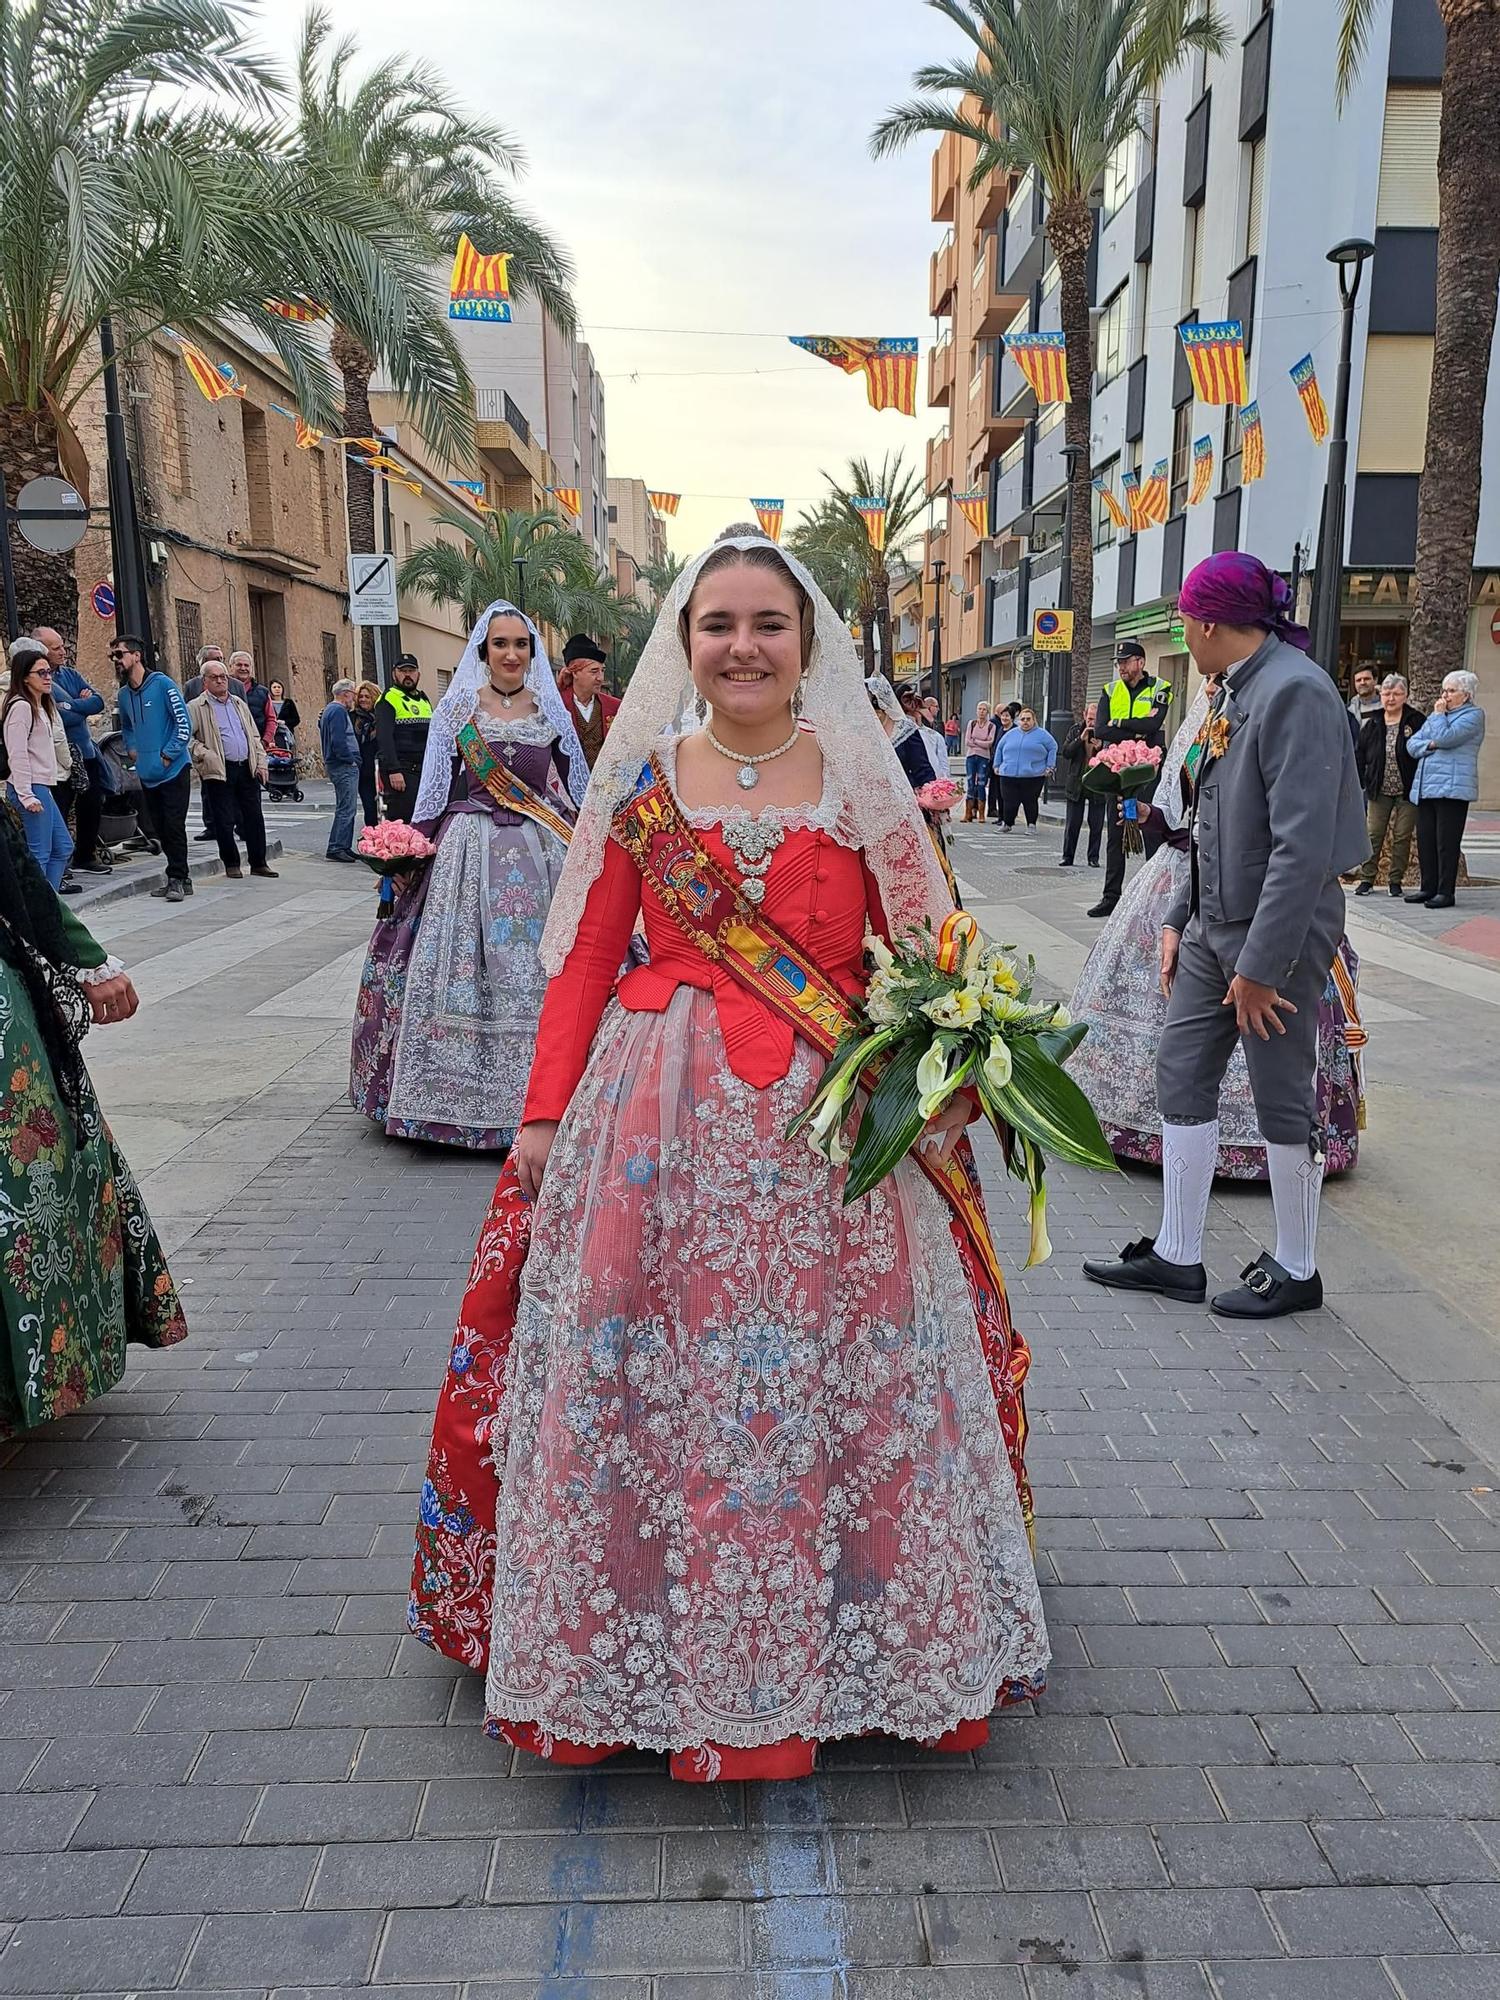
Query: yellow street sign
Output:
[[1033, 608, 1074, 653]]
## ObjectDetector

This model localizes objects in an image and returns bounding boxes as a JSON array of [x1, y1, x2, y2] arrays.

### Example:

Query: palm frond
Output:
[[1334, 0, 1381, 104]]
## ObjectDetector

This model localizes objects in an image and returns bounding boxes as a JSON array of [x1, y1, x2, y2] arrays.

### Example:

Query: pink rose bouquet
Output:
[[357, 821, 437, 917], [1082, 739, 1164, 853], [914, 777, 960, 815]]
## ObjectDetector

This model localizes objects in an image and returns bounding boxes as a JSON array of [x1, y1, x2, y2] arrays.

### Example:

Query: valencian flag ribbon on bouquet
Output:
[[1240, 401, 1266, 483], [953, 490, 989, 537], [1120, 468, 1147, 533], [1290, 355, 1330, 444], [548, 487, 582, 517], [751, 499, 785, 542], [1003, 330, 1070, 403], [1188, 436, 1215, 506], [788, 337, 919, 416], [647, 491, 681, 516], [1138, 458, 1170, 527], [449, 234, 512, 322], [1178, 321, 1248, 406], [166, 330, 244, 403], [852, 496, 889, 552], [1093, 477, 1130, 532]]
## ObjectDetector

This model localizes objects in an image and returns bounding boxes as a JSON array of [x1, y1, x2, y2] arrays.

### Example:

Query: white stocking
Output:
[[1154, 1119, 1218, 1267], [1267, 1142, 1323, 1282]]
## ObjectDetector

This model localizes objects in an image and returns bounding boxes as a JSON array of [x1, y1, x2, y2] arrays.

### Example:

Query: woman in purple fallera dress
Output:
[[349, 601, 589, 1149]]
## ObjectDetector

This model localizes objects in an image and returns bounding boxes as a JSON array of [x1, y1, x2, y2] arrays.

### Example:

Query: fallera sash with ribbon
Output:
[[609, 757, 1011, 1310], [455, 718, 574, 845]]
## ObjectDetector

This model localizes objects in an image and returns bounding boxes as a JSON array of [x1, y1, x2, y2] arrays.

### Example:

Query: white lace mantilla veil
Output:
[[1152, 682, 1212, 829], [539, 535, 953, 975], [410, 599, 590, 825]]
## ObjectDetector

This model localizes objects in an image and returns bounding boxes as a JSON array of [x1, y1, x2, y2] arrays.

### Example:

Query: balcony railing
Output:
[[930, 229, 957, 316], [929, 333, 956, 409], [475, 389, 533, 446]]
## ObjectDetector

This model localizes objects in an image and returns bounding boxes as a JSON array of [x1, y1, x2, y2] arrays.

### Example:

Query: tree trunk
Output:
[[1406, 6, 1500, 710], [1051, 201, 1096, 721], [0, 402, 78, 646], [333, 327, 380, 682]]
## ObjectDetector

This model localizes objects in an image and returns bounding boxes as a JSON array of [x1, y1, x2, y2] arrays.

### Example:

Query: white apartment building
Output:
[[946, 0, 1499, 801]]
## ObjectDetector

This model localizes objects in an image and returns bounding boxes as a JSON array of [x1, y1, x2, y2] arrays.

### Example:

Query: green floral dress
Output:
[[0, 891, 186, 1437]]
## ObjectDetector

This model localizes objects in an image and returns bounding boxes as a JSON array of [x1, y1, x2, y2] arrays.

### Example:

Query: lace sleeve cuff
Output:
[[77, 956, 126, 986]]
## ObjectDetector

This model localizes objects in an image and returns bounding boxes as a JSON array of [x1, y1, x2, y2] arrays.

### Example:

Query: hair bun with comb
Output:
[[715, 521, 770, 543]]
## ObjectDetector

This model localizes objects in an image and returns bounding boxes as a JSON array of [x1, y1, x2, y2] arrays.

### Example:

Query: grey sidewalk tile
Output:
[[1039, 1667, 1173, 1714], [1208, 1765, 1377, 1820], [0, 1637, 115, 1685], [919, 1888, 1101, 1964], [746, 1894, 926, 1968], [1313, 1817, 1499, 1886], [1094, 1886, 1280, 1958], [1358, 1762, 1500, 1818], [0, 1848, 144, 1920], [1023, 1973, 1211, 2000], [96, 1636, 258, 1684], [1265, 1885, 1455, 1955], [1428, 1881, 1500, 1951], [23, 1729, 206, 1791], [0, 1792, 89, 1853], [1208, 1962, 1398, 2000], [1385, 1957, 1500, 1999], [898, 1770, 1061, 1827], [1113, 1715, 1270, 1767], [126, 1844, 318, 1915], [976, 1716, 1123, 1767], [1257, 1714, 1420, 1763], [828, 1830, 999, 1893], [191, 1725, 360, 1784], [1078, 1628, 1223, 1668], [309, 1837, 489, 1909], [1055, 1767, 1224, 1825], [1162, 1666, 1313, 1712], [493, 1831, 662, 1903], [69, 1783, 260, 1850], [185, 1910, 383, 1988], [748, 1773, 909, 1830], [382, 1902, 742, 1981], [0, 1914, 200, 1993], [989, 1825, 1166, 1890], [0, 1685, 157, 1738], [1158, 1820, 1333, 1888], [295, 1676, 452, 1727]]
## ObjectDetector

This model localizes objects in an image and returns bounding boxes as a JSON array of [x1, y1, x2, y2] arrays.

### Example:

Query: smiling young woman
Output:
[[408, 528, 1050, 1783]]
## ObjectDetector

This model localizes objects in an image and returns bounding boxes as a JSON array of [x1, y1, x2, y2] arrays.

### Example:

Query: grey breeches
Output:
[[1155, 883, 1344, 1146]]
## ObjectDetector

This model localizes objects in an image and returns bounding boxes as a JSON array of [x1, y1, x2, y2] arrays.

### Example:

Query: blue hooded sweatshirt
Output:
[[118, 670, 192, 787]]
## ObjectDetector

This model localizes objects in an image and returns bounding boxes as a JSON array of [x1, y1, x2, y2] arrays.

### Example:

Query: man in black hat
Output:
[[375, 654, 432, 822], [559, 635, 619, 773], [1088, 641, 1173, 917]]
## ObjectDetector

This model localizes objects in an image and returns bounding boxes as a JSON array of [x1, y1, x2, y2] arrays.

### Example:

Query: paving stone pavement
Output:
[[2, 1085, 1499, 2000]]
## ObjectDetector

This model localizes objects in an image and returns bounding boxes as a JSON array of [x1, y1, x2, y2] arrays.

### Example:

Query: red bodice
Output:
[[522, 821, 884, 1125]]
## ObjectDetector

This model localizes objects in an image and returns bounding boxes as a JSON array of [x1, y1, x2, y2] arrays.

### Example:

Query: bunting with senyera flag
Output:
[[851, 496, 888, 552], [788, 337, 919, 416], [647, 491, 681, 516], [449, 234, 513, 322], [1290, 355, 1329, 445], [264, 300, 328, 324], [1188, 436, 1215, 506], [1138, 458, 1170, 527], [294, 416, 322, 450], [751, 499, 784, 542], [548, 487, 582, 517], [1120, 468, 1148, 533], [1003, 330, 1070, 403], [1240, 401, 1266, 483], [952, 490, 989, 538], [1093, 477, 1130, 532], [1179, 321, 1248, 407], [450, 479, 486, 496], [166, 330, 244, 403]]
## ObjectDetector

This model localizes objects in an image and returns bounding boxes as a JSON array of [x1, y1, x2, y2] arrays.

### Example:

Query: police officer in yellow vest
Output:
[[1088, 639, 1173, 917], [375, 654, 433, 823]]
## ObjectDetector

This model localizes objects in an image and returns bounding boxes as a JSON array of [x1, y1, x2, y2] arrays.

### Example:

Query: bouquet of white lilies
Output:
[[788, 911, 1114, 1264]]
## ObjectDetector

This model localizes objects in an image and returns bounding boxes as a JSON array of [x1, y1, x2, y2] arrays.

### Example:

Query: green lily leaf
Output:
[[984, 1036, 1117, 1172], [843, 1038, 928, 1204], [1036, 1021, 1089, 1065]]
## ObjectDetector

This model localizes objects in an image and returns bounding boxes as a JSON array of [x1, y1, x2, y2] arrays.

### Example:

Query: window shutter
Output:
[[1356, 336, 1434, 474], [1377, 90, 1441, 229], [1244, 140, 1265, 259]]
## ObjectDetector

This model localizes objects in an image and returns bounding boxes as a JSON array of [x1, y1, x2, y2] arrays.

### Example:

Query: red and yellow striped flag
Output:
[[788, 337, 918, 416], [952, 490, 989, 538], [1003, 331, 1070, 403], [1138, 458, 1170, 526], [1178, 321, 1248, 406], [264, 300, 328, 324], [1093, 477, 1130, 531], [1188, 436, 1215, 506], [355, 451, 406, 476], [1121, 469, 1149, 533], [1290, 355, 1329, 445], [1240, 401, 1266, 484], [548, 487, 582, 517], [751, 499, 784, 542], [173, 334, 243, 403], [852, 496, 888, 553], [294, 416, 322, 450], [449, 234, 513, 322], [647, 491, 680, 516]]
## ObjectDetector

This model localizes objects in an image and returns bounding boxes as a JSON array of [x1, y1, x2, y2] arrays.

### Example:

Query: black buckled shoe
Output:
[[1082, 1236, 1207, 1303], [1211, 1254, 1323, 1319]]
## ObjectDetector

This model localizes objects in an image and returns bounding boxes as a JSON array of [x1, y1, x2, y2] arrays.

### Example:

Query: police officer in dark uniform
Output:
[[374, 653, 433, 822], [1088, 640, 1173, 917]]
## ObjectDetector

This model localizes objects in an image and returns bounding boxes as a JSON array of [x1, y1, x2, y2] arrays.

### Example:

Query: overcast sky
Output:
[[259, 0, 946, 557]]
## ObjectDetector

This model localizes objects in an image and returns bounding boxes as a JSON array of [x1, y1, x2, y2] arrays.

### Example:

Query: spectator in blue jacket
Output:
[[35, 626, 109, 874], [319, 679, 362, 863], [1405, 670, 1487, 910], [112, 634, 193, 902], [993, 706, 1058, 830]]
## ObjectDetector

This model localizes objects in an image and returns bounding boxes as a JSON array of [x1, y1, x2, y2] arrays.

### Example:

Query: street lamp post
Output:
[[1308, 238, 1375, 679], [929, 555, 946, 711], [99, 315, 155, 656], [1056, 441, 1086, 731]]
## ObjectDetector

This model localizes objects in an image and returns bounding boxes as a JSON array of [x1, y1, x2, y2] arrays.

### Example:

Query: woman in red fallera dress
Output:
[[409, 527, 1048, 1780]]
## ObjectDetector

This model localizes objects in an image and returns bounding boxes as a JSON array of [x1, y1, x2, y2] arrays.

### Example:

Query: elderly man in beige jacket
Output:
[[187, 660, 277, 879]]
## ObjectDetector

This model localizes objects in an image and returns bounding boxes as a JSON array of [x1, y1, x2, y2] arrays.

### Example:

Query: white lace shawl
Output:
[[538, 538, 953, 974], [411, 600, 590, 823], [1152, 684, 1212, 829]]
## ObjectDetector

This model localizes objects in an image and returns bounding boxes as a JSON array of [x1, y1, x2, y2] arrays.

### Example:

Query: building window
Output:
[[321, 630, 339, 699], [1376, 88, 1440, 229], [1102, 128, 1138, 222], [402, 519, 413, 557], [1096, 283, 1129, 388], [1093, 455, 1120, 550], [1222, 402, 1243, 491], [1182, 205, 1204, 315], [241, 404, 273, 546], [314, 449, 333, 555], [1170, 402, 1193, 516], [173, 599, 202, 676], [1133, 258, 1153, 361], [1242, 137, 1265, 260], [154, 350, 192, 500]]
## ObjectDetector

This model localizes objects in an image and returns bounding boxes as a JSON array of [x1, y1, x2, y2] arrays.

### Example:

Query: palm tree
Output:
[[397, 506, 619, 641], [874, 1, 1226, 715], [788, 454, 925, 675], [290, 8, 576, 672], [0, 0, 488, 640], [636, 552, 686, 603], [1336, 2, 1500, 708]]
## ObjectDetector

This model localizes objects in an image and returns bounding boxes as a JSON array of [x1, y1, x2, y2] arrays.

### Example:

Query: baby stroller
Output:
[[93, 731, 157, 857], [266, 719, 303, 802]]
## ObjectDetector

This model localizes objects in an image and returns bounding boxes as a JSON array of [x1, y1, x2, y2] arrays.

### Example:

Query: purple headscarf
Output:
[[1177, 552, 1311, 652]]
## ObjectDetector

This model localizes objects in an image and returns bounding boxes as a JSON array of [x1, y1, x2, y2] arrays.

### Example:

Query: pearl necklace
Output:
[[704, 721, 801, 791]]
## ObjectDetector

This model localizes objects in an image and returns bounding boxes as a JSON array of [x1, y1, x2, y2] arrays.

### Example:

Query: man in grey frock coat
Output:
[[1084, 552, 1369, 1318]]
